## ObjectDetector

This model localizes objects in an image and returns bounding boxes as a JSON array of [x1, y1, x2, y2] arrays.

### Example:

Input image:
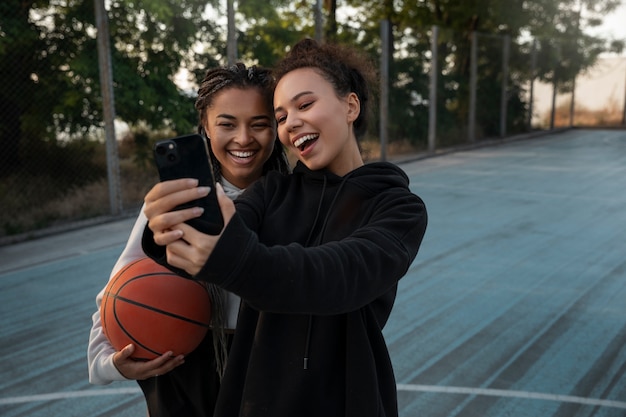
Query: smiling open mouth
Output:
[[229, 150, 256, 159], [294, 134, 319, 152]]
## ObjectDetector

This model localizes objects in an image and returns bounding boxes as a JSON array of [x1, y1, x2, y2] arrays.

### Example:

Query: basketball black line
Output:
[[111, 312, 162, 359], [102, 258, 151, 329], [107, 285, 163, 358], [101, 259, 144, 337], [108, 258, 146, 288], [110, 291, 208, 358], [107, 273, 211, 327], [100, 258, 209, 360], [102, 271, 210, 333], [109, 291, 207, 359], [102, 271, 185, 305], [112, 293, 211, 327], [103, 266, 209, 357], [102, 265, 152, 333]]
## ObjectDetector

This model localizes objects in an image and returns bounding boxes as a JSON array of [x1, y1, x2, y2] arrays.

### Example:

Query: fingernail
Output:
[[187, 179, 199, 187], [193, 207, 205, 216], [197, 186, 210, 196]]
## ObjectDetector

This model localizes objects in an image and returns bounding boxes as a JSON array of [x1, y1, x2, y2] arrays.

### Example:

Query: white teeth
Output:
[[294, 134, 318, 148], [230, 150, 255, 158]]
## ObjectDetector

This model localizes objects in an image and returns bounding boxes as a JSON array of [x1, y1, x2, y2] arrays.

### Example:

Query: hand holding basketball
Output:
[[113, 343, 184, 380]]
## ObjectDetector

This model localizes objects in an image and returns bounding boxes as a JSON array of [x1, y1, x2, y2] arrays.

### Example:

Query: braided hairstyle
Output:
[[193, 64, 289, 378], [195, 63, 290, 181], [272, 38, 377, 141]]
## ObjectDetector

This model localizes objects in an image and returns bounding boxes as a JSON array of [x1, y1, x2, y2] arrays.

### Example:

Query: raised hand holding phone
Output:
[[153, 134, 224, 235], [160, 183, 236, 276]]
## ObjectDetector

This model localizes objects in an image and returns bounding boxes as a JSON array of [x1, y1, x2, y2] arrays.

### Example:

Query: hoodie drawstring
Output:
[[303, 315, 313, 369], [301, 174, 353, 370]]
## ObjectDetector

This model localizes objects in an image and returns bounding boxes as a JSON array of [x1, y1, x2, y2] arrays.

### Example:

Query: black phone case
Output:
[[153, 134, 224, 235]]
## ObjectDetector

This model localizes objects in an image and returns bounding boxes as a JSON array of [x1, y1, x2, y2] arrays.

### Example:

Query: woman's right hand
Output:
[[144, 178, 211, 246], [113, 344, 185, 380]]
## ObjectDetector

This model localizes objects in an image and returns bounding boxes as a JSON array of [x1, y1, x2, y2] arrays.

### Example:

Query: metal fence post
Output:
[[550, 44, 560, 130], [428, 25, 438, 153], [227, 0, 237, 65], [379, 19, 390, 162], [468, 31, 477, 143], [500, 34, 510, 137], [315, 0, 323, 43], [528, 39, 537, 130], [569, 75, 576, 127], [622, 64, 626, 125], [94, 0, 122, 215]]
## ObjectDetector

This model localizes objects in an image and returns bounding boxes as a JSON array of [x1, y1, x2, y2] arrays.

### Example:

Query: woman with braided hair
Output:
[[87, 63, 289, 417]]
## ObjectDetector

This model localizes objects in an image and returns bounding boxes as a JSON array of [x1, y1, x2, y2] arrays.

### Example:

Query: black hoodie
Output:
[[188, 161, 427, 417]]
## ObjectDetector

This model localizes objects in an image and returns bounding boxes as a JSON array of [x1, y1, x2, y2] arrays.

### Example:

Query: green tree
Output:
[[529, 0, 623, 90], [236, 0, 299, 66], [339, 0, 622, 143], [107, 0, 222, 129], [0, 0, 222, 178], [0, 0, 47, 177]]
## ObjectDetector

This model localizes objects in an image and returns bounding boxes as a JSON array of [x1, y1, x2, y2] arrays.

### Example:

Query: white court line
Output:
[[397, 384, 626, 410], [2, 384, 626, 410], [0, 387, 141, 405]]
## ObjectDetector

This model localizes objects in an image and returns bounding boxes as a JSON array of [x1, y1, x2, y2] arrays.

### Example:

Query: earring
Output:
[[200, 128, 210, 140]]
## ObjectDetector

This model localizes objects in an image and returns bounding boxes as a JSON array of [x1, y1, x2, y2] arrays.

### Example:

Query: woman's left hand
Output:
[[165, 183, 236, 276]]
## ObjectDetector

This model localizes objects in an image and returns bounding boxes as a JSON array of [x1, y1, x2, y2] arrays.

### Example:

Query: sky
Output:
[[586, 1, 626, 48], [533, 0, 626, 122]]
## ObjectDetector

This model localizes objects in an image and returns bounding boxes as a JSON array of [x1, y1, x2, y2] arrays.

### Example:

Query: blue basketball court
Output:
[[1, 128, 625, 416]]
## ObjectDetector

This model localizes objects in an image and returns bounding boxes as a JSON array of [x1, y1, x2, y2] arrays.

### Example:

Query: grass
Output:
[[540, 98, 625, 128], [0, 156, 157, 238]]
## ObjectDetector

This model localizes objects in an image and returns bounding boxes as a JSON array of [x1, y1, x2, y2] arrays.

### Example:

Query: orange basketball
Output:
[[101, 257, 211, 360]]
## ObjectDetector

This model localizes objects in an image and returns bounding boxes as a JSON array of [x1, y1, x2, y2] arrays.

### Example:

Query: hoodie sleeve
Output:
[[87, 209, 148, 385], [194, 190, 427, 315]]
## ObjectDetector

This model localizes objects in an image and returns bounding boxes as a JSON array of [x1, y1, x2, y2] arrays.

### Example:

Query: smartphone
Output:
[[153, 134, 224, 235]]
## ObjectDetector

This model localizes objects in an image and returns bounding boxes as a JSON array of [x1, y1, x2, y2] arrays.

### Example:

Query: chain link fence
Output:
[[2, 6, 624, 242], [532, 55, 626, 127], [0, 79, 160, 242], [0, 3, 164, 242], [376, 23, 624, 156]]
